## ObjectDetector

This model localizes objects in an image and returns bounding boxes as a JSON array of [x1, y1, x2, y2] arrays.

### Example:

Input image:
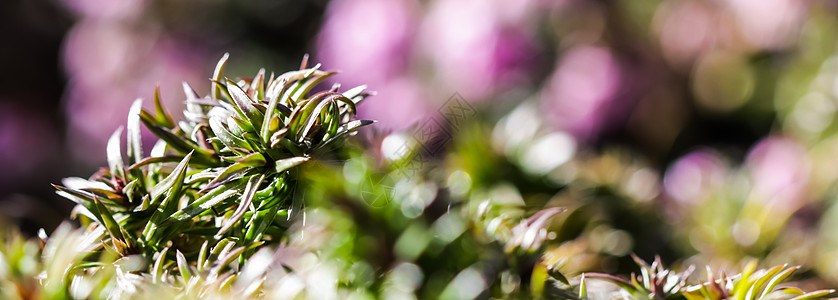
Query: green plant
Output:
[[581, 257, 834, 300], [52, 54, 373, 275]]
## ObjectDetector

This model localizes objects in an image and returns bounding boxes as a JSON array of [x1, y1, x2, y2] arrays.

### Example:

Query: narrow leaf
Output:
[[789, 290, 835, 300], [127, 99, 144, 166], [314, 120, 375, 151], [129, 156, 187, 170], [761, 266, 801, 299], [148, 152, 193, 204], [212, 53, 230, 101], [226, 79, 264, 131], [152, 247, 170, 284], [275, 156, 309, 173], [209, 116, 250, 150], [167, 185, 241, 223], [216, 174, 265, 238], [176, 250, 192, 283], [153, 86, 176, 129], [107, 127, 126, 181]]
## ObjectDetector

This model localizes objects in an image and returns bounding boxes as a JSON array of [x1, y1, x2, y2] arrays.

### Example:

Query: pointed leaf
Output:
[[314, 120, 375, 151], [127, 99, 144, 166], [209, 116, 250, 150], [176, 250, 192, 283], [128, 156, 187, 170], [140, 112, 213, 158], [761, 266, 800, 299], [148, 152, 193, 204], [152, 247, 170, 284], [167, 184, 242, 224], [92, 196, 125, 243], [226, 79, 264, 131], [153, 86, 176, 129], [216, 174, 265, 237], [746, 265, 786, 300], [275, 156, 308, 173], [107, 127, 126, 181], [212, 53, 230, 101], [789, 290, 835, 300], [197, 240, 209, 272], [203, 161, 256, 192]]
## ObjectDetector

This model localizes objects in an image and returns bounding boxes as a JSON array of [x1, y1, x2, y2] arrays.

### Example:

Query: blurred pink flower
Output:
[[723, 0, 807, 50], [745, 136, 810, 211], [419, 0, 539, 100], [316, 0, 424, 131], [663, 149, 728, 204], [654, 0, 721, 68], [541, 46, 622, 140], [63, 22, 208, 164], [317, 0, 417, 85], [61, 0, 146, 20], [317, 0, 546, 130]]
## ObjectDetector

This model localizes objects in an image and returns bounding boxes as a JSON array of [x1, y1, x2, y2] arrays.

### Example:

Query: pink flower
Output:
[[663, 149, 729, 204], [745, 136, 810, 211], [63, 23, 207, 164], [541, 46, 622, 140]]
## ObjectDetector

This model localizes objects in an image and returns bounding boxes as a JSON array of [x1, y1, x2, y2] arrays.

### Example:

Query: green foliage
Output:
[[51, 54, 373, 280], [581, 257, 834, 300]]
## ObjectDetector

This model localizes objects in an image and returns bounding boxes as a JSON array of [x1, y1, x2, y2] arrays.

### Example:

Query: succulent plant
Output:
[[52, 54, 374, 272]]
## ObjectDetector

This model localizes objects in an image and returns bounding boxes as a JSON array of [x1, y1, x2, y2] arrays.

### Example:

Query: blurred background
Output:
[[6, 0, 838, 290]]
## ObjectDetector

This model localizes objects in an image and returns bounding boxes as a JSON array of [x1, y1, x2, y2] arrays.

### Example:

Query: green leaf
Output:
[[579, 274, 587, 299], [760, 266, 800, 299], [152, 247, 169, 284], [143, 153, 193, 243], [583, 273, 638, 293], [176, 250, 192, 284], [226, 79, 264, 132], [107, 127, 126, 181], [291, 71, 336, 101], [243, 201, 280, 244], [274, 156, 308, 173], [166, 184, 242, 224], [290, 92, 357, 142], [209, 116, 250, 150], [153, 86, 176, 129], [789, 290, 835, 300], [140, 113, 214, 159], [216, 173, 265, 238], [127, 99, 144, 166], [203, 154, 265, 191], [209, 246, 246, 276], [53, 184, 95, 204], [128, 156, 188, 170], [734, 260, 758, 300], [148, 152, 193, 205], [212, 53, 230, 101], [92, 196, 125, 244], [314, 120, 375, 151], [251, 68, 266, 100], [197, 240, 209, 272], [746, 265, 786, 300], [343, 85, 368, 103], [262, 78, 289, 144]]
